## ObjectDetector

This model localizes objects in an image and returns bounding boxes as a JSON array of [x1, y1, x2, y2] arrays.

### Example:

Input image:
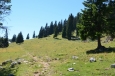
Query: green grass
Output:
[[0, 35, 115, 76]]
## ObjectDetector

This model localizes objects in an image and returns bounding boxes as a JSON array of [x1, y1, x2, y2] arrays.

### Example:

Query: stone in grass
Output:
[[0, 66, 3, 69], [10, 61, 17, 68], [67, 68, 74, 71], [89, 57, 96, 62], [111, 64, 115, 68], [8, 74, 15, 76], [72, 56, 78, 59]]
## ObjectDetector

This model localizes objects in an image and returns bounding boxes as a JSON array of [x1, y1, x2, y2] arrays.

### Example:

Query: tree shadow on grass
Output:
[[86, 46, 115, 54], [54, 38, 61, 40], [0, 66, 17, 76]]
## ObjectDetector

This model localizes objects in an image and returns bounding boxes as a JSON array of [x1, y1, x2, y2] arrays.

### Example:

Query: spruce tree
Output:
[[49, 21, 54, 35], [76, 12, 82, 36], [53, 25, 59, 38], [54, 21, 57, 33], [38, 26, 44, 38], [33, 31, 35, 38], [66, 14, 74, 40], [78, 0, 115, 50], [26, 33, 29, 39], [44, 23, 48, 37], [16, 32, 24, 44], [11, 34, 16, 42], [62, 19, 67, 38]]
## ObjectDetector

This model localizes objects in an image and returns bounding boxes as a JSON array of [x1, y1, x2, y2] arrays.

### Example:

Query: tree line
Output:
[[38, 13, 81, 40], [38, 0, 115, 51], [1, 0, 115, 51]]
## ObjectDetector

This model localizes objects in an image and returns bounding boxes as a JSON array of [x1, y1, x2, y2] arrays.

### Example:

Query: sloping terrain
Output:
[[0, 35, 115, 76]]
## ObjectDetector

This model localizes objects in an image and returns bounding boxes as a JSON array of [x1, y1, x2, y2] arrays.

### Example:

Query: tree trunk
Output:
[[97, 35, 102, 49]]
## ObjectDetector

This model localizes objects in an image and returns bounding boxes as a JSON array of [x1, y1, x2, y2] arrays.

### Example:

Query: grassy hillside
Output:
[[0, 35, 115, 76]]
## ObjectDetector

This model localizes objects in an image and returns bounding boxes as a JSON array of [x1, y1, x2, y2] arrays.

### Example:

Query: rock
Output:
[[67, 68, 74, 71], [17, 61, 21, 64], [8, 74, 15, 76], [10, 61, 17, 68], [0, 66, 3, 69], [72, 56, 78, 59], [89, 57, 96, 62], [23, 61, 28, 63], [111, 64, 115, 68]]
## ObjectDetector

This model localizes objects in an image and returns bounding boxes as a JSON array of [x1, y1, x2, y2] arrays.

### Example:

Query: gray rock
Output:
[[67, 68, 74, 71], [72, 56, 78, 59], [8, 74, 15, 76], [89, 57, 96, 62], [10, 61, 17, 68], [111, 64, 115, 68], [0, 66, 3, 69]]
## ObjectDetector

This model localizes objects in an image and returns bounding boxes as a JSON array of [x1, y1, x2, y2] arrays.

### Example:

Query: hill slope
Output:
[[0, 35, 115, 76]]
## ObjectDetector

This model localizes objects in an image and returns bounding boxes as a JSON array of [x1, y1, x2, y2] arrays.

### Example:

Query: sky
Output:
[[1, 0, 85, 39]]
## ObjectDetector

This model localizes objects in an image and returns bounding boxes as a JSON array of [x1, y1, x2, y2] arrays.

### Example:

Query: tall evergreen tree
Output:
[[54, 21, 57, 32], [66, 14, 74, 40], [44, 23, 48, 37], [26, 33, 29, 39], [78, 0, 115, 50], [58, 20, 63, 33], [4, 29, 9, 47], [4, 37, 9, 47], [16, 32, 24, 44], [11, 34, 16, 42], [53, 25, 59, 38], [49, 21, 54, 35], [33, 31, 35, 38], [38, 26, 44, 38], [62, 19, 67, 38], [76, 12, 82, 36]]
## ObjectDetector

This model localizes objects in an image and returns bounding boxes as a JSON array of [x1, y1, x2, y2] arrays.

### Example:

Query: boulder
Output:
[[8, 74, 15, 76], [89, 57, 96, 62], [72, 56, 78, 59], [111, 64, 115, 68], [0, 66, 3, 69], [10, 61, 17, 68], [67, 68, 74, 71]]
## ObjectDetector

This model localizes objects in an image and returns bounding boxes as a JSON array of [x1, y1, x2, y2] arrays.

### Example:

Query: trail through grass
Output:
[[0, 35, 115, 76]]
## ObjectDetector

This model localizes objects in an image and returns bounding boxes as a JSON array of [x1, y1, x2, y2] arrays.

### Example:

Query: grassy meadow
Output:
[[0, 35, 115, 76]]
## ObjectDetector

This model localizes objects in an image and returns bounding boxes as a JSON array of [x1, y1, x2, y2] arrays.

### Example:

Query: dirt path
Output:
[[27, 53, 50, 76], [33, 56, 50, 76]]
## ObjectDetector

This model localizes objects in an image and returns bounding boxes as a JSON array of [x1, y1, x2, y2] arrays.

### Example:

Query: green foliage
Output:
[[0, 37, 9, 47], [16, 32, 24, 44], [49, 21, 54, 35], [53, 25, 59, 38], [78, 0, 115, 49], [11, 34, 16, 42], [62, 19, 67, 38], [33, 31, 35, 38], [66, 14, 74, 40], [44, 23, 49, 37], [38, 26, 44, 38], [0, 0, 11, 21], [58, 20, 63, 33], [26, 33, 29, 39]]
